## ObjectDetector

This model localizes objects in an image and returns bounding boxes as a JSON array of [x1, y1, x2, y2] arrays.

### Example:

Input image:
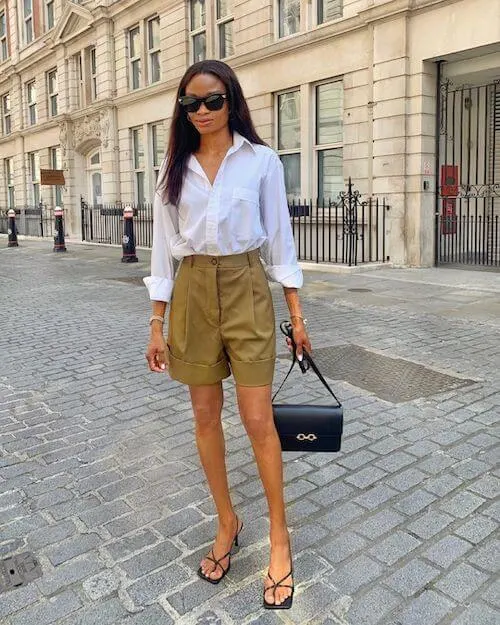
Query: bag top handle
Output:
[[272, 321, 342, 408]]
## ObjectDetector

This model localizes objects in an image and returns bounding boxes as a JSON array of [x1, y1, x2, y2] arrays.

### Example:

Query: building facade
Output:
[[0, 0, 499, 265]]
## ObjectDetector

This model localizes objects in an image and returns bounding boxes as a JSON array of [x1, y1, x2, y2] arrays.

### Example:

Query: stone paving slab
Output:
[[0, 241, 499, 625]]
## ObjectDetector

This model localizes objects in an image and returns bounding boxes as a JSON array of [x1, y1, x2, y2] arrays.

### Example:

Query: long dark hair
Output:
[[159, 60, 266, 206]]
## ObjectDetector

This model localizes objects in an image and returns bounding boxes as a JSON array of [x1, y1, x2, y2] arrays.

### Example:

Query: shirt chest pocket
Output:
[[230, 186, 261, 241]]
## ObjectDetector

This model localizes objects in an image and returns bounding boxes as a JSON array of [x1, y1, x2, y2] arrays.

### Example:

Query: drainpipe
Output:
[[434, 60, 444, 267]]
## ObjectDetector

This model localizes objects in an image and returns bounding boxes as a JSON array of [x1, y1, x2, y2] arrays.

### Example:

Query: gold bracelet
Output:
[[149, 315, 165, 326], [291, 315, 307, 326]]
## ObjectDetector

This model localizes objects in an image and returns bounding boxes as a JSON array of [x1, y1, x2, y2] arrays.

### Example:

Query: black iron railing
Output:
[[0, 205, 55, 238], [81, 200, 153, 248], [290, 179, 390, 265]]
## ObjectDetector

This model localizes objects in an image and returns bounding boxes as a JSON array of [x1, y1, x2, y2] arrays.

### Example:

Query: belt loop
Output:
[[189, 255, 194, 267]]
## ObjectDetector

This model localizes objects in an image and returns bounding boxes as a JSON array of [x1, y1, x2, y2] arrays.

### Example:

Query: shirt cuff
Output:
[[143, 276, 175, 302], [263, 264, 303, 288]]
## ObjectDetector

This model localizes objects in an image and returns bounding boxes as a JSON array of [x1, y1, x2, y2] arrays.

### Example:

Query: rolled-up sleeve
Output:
[[259, 153, 303, 288], [143, 182, 179, 303]]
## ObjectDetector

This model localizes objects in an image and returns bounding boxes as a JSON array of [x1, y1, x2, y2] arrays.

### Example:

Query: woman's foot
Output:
[[264, 531, 294, 607], [199, 514, 243, 582]]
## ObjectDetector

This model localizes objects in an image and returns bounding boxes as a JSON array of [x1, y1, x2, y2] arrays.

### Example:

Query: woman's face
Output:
[[184, 73, 230, 136]]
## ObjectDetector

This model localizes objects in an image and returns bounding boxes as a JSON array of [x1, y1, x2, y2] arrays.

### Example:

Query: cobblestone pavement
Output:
[[0, 240, 499, 625]]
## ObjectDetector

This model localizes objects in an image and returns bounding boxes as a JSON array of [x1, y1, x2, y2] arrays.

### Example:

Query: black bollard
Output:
[[121, 205, 138, 263], [7, 209, 19, 247], [53, 206, 67, 252]]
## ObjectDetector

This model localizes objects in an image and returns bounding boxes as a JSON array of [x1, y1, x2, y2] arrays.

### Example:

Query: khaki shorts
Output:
[[166, 249, 276, 386]]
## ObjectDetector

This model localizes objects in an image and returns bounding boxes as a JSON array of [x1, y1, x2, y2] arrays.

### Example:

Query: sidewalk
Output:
[[0, 241, 498, 625]]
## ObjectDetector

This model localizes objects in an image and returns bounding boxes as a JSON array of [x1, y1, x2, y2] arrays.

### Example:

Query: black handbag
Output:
[[272, 321, 343, 452]]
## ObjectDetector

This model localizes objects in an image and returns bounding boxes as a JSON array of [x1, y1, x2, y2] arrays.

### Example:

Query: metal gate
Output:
[[436, 71, 500, 268]]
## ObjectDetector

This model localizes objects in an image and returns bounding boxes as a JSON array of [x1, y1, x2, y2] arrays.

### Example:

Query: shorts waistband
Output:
[[187, 248, 261, 268]]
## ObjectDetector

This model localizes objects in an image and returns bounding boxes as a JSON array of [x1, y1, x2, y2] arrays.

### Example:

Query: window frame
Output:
[[28, 151, 40, 206], [89, 46, 97, 100], [216, 0, 234, 59], [0, 10, 8, 62], [45, 0, 54, 31], [146, 16, 161, 85], [128, 25, 142, 91], [316, 0, 343, 26], [190, 0, 207, 63], [275, 88, 302, 201], [5, 157, 15, 208], [149, 122, 165, 197], [131, 126, 145, 204], [49, 146, 63, 206], [47, 68, 58, 117], [24, 0, 34, 44], [26, 80, 37, 125], [313, 78, 344, 202], [1, 93, 11, 135], [277, 0, 301, 39]]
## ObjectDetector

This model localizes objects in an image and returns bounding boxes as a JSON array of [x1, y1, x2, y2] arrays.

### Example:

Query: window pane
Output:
[[129, 27, 140, 57], [55, 186, 62, 206], [90, 152, 100, 165], [90, 47, 96, 74], [219, 20, 234, 58], [28, 82, 35, 102], [316, 81, 343, 145], [193, 32, 206, 62], [278, 91, 300, 150], [133, 129, 144, 169], [150, 51, 160, 83], [148, 17, 160, 50], [280, 153, 301, 201], [0, 12, 5, 36], [1, 40, 7, 62], [152, 124, 165, 167], [33, 183, 40, 206], [51, 95, 57, 116], [318, 0, 342, 24], [48, 71, 57, 93], [131, 59, 141, 89], [279, 0, 300, 38], [8, 186, 15, 208], [191, 0, 206, 30], [47, 1, 54, 29], [26, 18, 33, 43], [29, 105, 36, 124], [23, 0, 32, 17], [136, 171, 145, 203], [217, 0, 233, 19], [318, 148, 343, 200], [3, 94, 10, 112], [92, 172, 102, 204], [5, 115, 11, 134]]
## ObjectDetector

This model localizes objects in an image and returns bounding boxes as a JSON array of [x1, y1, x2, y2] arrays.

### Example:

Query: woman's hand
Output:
[[287, 319, 312, 361], [145, 332, 169, 373]]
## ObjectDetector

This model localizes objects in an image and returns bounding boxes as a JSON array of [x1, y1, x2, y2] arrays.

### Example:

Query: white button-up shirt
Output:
[[144, 132, 303, 302]]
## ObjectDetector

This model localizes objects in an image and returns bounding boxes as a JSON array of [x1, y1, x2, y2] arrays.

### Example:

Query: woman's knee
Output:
[[192, 401, 222, 431], [241, 411, 274, 441]]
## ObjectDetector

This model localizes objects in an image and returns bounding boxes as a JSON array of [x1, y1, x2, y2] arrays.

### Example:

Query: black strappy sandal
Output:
[[263, 565, 294, 610], [197, 517, 243, 585]]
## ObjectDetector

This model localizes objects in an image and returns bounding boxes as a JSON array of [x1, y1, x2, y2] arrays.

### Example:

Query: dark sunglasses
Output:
[[178, 93, 227, 113]]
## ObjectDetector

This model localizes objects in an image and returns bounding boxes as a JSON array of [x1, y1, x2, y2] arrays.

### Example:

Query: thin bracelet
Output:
[[291, 315, 307, 326], [149, 315, 165, 326]]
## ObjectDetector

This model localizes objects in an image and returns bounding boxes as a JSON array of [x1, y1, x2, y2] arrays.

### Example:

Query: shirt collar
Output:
[[187, 131, 256, 173]]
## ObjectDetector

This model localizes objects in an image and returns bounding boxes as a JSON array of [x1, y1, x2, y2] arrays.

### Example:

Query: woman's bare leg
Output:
[[236, 384, 292, 605], [189, 383, 240, 580]]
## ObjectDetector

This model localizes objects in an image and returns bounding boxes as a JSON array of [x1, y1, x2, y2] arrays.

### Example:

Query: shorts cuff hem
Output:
[[169, 352, 231, 385]]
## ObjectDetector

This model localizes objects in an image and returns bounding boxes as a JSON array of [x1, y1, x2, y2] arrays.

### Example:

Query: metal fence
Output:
[[80, 181, 389, 266], [81, 200, 153, 248], [0, 205, 55, 238]]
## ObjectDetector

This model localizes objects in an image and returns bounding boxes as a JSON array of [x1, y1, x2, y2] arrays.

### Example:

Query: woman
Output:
[[144, 60, 311, 610]]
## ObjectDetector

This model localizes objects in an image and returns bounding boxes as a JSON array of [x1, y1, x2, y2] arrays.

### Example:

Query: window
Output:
[[90, 47, 97, 100], [74, 53, 84, 108], [315, 81, 343, 200], [47, 69, 58, 117], [217, 0, 234, 59], [24, 0, 33, 44], [147, 17, 160, 84], [318, 0, 342, 24], [150, 123, 165, 189], [277, 90, 301, 200], [279, 0, 300, 38], [26, 81, 36, 125], [5, 158, 14, 208], [28, 151, 40, 206], [132, 127, 145, 203], [1, 93, 11, 135], [45, 0, 54, 30], [190, 0, 206, 62], [0, 10, 8, 61], [129, 26, 141, 90], [49, 147, 63, 206]]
